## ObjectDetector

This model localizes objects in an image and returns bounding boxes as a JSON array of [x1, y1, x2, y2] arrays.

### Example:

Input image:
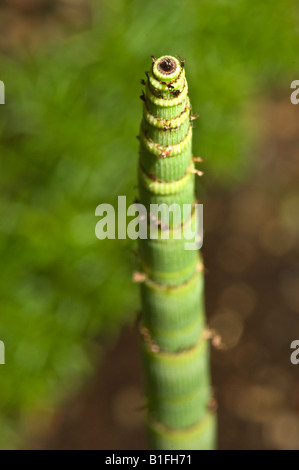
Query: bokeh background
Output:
[[0, 0, 299, 450]]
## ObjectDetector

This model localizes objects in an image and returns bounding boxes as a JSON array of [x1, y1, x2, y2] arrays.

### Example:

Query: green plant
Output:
[[0, 0, 297, 449], [137, 55, 216, 450]]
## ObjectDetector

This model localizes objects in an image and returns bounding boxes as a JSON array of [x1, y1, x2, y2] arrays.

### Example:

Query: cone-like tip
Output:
[[157, 56, 177, 75], [152, 55, 182, 82]]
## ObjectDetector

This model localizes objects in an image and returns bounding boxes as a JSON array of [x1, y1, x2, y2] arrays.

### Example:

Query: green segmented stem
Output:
[[137, 55, 216, 450]]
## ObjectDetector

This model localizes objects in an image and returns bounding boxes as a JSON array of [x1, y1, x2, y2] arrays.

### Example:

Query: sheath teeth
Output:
[[132, 271, 148, 283], [189, 168, 204, 177]]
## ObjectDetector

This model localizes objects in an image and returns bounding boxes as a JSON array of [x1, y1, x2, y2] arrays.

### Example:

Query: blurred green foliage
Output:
[[0, 0, 298, 448]]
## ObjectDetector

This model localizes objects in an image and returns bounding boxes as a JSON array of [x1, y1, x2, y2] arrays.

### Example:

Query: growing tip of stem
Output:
[[152, 55, 182, 82], [157, 57, 177, 75]]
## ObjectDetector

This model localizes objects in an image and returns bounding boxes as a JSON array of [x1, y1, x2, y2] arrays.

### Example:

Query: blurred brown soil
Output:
[[26, 93, 299, 450], [0, 0, 92, 54]]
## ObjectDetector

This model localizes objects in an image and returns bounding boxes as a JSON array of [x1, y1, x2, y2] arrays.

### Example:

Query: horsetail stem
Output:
[[136, 55, 216, 450]]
